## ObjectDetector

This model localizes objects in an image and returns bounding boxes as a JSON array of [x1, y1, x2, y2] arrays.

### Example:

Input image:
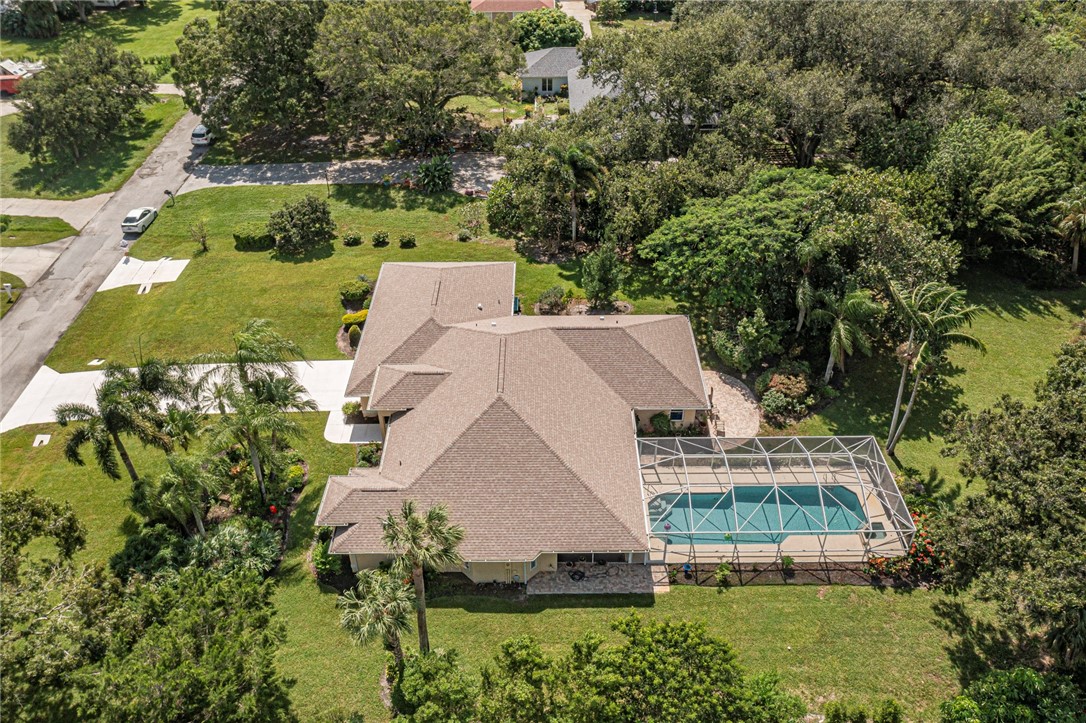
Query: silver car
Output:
[[191, 124, 214, 145], [121, 207, 158, 234]]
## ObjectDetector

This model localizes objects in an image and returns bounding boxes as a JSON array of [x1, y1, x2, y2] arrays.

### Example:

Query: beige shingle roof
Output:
[[321, 262, 708, 560]]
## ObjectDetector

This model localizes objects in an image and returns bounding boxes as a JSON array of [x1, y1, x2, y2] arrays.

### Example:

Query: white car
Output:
[[121, 207, 158, 234], [191, 124, 214, 145]]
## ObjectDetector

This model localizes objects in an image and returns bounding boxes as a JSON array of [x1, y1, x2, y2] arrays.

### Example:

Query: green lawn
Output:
[[1, 413, 1000, 721], [45, 184, 672, 372], [0, 96, 187, 200], [591, 9, 673, 34], [789, 268, 1086, 499], [0, 270, 26, 319], [0, 1, 215, 73], [0, 216, 78, 247]]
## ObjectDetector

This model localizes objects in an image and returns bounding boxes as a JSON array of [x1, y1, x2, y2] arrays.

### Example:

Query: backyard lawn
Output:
[[0, 0, 214, 73], [0, 270, 25, 320], [0, 216, 78, 247], [45, 184, 672, 372], [789, 268, 1086, 499], [0, 96, 187, 200], [591, 9, 674, 34], [1, 413, 999, 722]]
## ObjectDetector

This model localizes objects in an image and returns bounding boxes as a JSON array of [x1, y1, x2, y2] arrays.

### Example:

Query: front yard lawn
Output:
[[2, 412, 1000, 722], [0, 95, 186, 200], [591, 9, 674, 34], [45, 184, 672, 372], [789, 268, 1086, 498], [0, 216, 78, 247]]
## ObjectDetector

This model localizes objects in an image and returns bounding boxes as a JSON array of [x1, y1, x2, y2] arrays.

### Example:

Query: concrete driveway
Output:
[[0, 194, 113, 230], [0, 112, 206, 418], [561, 0, 595, 37], [0, 237, 74, 287]]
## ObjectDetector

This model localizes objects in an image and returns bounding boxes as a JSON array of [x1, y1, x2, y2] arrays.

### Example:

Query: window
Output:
[[669, 409, 684, 423], [463, 561, 472, 572], [530, 559, 538, 570], [542, 77, 553, 93]]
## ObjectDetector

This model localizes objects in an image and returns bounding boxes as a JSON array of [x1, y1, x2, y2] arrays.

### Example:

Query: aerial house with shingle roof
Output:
[[317, 262, 915, 586]]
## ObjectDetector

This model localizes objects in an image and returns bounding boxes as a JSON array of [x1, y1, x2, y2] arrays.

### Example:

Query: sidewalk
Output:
[[0, 194, 113, 230], [180, 153, 505, 195]]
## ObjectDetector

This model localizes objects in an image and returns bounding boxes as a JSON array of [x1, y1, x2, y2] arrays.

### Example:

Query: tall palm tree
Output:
[[543, 140, 602, 248], [248, 371, 317, 450], [886, 281, 986, 456], [55, 377, 169, 482], [339, 569, 416, 670], [155, 454, 222, 537], [381, 500, 465, 654], [1055, 187, 1085, 276], [809, 289, 882, 384], [208, 388, 304, 505], [195, 319, 308, 408]]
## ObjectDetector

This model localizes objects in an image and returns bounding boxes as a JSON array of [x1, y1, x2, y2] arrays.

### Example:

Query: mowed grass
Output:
[[0, 216, 77, 247], [0, 270, 26, 319], [2, 413, 995, 722], [0, 0, 215, 66], [790, 268, 1086, 498], [592, 9, 674, 34], [0, 96, 187, 200], [46, 184, 672, 372]]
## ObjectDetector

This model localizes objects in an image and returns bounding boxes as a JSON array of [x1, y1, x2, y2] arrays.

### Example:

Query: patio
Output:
[[526, 562, 667, 596]]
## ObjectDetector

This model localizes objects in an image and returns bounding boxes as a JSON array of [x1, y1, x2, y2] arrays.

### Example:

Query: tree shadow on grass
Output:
[[957, 267, 1086, 323], [272, 242, 335, 264], [331, 185, 398, 213], [931, 597, 1043, 688], [80, 2, 185, 47]]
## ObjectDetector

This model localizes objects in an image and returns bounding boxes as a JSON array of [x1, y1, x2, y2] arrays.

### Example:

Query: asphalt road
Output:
[[0, 112, 205, 418]]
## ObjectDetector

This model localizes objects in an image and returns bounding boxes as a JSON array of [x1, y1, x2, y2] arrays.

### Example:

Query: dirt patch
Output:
[[336, 328, 356, 359]]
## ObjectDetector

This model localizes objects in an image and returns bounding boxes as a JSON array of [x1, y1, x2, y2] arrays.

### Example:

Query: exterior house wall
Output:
[[521, 75, 568, 99], [348, 553, 394, 572], [348, 552, 644, 580], [635, 408, 697, 433]]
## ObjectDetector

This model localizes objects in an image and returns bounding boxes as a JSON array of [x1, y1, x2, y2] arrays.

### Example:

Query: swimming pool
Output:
[[647, 485, 867, 545]]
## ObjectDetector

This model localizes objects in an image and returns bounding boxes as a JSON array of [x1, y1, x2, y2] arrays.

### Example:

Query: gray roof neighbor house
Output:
[[519, 47, 617, 109]]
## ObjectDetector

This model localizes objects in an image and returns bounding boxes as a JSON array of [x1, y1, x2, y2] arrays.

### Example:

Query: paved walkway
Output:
[[0, 98, 19, 117], [527, 562, 660, 595], [0, 360, 354, 433], [0, 112, 205, 419], [703, 371, 761, 438], [180, 153, 505, 196], [0, 237, 74, 287], [0, 194, 114, 230], [560, 0, 595, 37]]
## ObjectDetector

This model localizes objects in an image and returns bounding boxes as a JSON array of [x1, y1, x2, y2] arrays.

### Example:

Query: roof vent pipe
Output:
[[491, 321, 497, 327], [477, 303, 483, 310]]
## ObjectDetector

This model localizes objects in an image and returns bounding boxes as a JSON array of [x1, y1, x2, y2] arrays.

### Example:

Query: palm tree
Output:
[[886, 281, 986, 456], [162, 405, 206, 452], [339, 569, 416, 670], [381, 500, 465, 654], [55, 377, 169, 482], [1055, 187, 1085, 276], [155, 454, 222, 537], [196, 319, 307, 405], [543, 140, 602, 248], [809, 289, 882, 384], [207, 388, 304, 505]]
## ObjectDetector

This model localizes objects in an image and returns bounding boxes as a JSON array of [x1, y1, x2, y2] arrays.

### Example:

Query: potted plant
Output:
[[781, 555, 795, 578], [382, 173, 393, 188]]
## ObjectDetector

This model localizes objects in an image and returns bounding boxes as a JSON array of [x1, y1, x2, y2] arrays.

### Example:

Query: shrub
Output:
[[873, 699, 905, 723], [537, 285, 567, 314], [342, 401, 362, 417], [596, 0, 625, 23], [233, 221, 273, 251], [357, 443, 382, 467], [343, 232, 362, 247], [266, 194, 336, 256], [398, 233, 417, 249], [347, 324, 361, 347], [342, 310, 368, 328], [823, 701, 869, 723], [371, 230, 389, 247], [456, 200, 486, 239], [339, 280, 371, 306], [780, 555, 794, 570], [864, 511, 946, 582], [188, 518, 280, 577], [511, 8, 584, 51], [109, 524, 188, 583], [312, 533, 344, 580], [457, 228, 472, 242], [714, 562, 731, 587], [581, 243, 626, 310], [189, 219, 210, 254], [285, 464, 306, 488], [415, 155, 453, 193], [650, 412, 671, 436], [0, 214, 10, 232], [760, 389, 804, 425], [712, 309, 783, 374]]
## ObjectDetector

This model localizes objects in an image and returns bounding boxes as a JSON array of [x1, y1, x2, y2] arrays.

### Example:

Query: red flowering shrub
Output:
[[864, 511, 947, 582]]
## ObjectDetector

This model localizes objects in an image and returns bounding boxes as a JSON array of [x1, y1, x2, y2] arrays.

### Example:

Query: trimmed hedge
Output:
[[342, 310, 368, 328]]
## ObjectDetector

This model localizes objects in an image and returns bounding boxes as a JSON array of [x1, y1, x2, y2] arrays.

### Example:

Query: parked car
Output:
[[121, 207, 158, 234], [191, 124, 214, 145]]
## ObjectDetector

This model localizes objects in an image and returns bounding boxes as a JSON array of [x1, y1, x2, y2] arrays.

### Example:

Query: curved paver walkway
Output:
[[179, 153, 504, 196], [703, 370, 761, 438], [0, 237, 74, 287]]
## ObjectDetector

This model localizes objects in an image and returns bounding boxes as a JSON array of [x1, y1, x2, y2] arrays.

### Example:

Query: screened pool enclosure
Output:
[[639, 437, 915, 564]]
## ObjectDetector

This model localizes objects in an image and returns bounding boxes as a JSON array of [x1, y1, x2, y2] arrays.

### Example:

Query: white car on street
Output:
[[191, 124, 214, 145], [121, 207, 158, 234]]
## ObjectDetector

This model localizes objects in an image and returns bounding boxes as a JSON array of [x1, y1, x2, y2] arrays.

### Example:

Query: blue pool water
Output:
[[648, 485, 867, 545]]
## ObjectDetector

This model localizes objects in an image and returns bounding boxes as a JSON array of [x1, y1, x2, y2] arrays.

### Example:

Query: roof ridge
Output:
[[497, 399, 646, 548], [621, 318, 707, 404]]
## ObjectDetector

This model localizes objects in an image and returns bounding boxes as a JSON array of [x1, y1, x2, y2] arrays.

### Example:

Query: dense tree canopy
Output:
[[511, 7, 584, 51], [313, 0, 522, 151], [8, 38, 154, 163]]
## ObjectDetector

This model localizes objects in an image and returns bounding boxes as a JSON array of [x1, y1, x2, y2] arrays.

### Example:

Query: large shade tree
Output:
[[381, 501, 465, 654], [314, 0, 522, 151]]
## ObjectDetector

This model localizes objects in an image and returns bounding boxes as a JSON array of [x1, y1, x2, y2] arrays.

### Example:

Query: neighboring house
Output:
[[0, 59, 43, 96], [519, 46, 617, 109], [470, 0, 555, 19], [317, 262, 916, 587]]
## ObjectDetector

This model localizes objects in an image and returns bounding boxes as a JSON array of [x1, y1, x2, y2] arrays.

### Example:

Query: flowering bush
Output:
[[865, 511, 946, 582]]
